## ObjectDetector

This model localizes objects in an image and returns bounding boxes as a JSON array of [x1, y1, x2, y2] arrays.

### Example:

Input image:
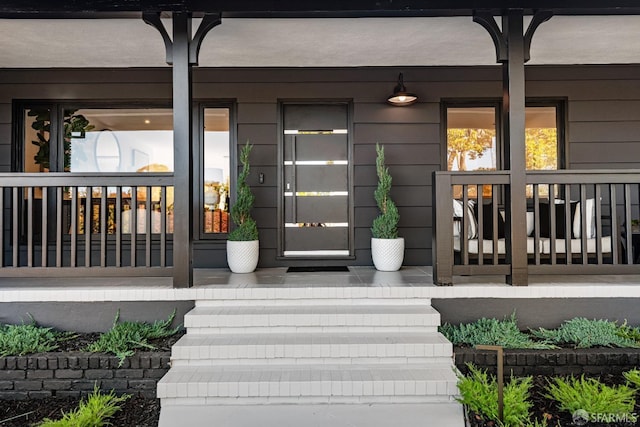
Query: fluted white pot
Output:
[[227, 240, 259, 273], [371, 237, 404, 271]]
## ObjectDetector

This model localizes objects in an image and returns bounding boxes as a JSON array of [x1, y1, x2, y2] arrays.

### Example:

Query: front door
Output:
[[281, 103, 351, 257]]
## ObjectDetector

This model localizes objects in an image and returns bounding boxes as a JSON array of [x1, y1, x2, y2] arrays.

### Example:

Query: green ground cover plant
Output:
[[85, 310, 180, 366], [532, 317, 640, 348], [623, 368, 640, 389], [456, 363, 535, 427], [439, 314, 555, 349], [37, 387, 129, 427], [615, 320, 640, 345], [545, 375, 636, 416], [0, 321, 74, 357]]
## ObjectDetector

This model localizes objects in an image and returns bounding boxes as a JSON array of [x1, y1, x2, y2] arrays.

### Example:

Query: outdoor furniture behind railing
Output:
[[433, 170, 640, 285], [0, 173, 174, 277]]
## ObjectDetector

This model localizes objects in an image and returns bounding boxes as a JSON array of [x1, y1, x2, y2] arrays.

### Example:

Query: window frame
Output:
[[194, 100, 237, 241], [441, 98, 567, 172], [13, 99, 238, 242], [13, 100, 173, 173]]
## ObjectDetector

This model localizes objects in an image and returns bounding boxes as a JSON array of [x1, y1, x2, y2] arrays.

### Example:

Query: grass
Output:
[[531, 318, 640, 348], [456, 363, 534, 427], [85, 310, 181, 366], [545, 375, 636, 416], [439, 314, 555, 349], [37, 386, 129, 427], [0, 319, 75, 357]]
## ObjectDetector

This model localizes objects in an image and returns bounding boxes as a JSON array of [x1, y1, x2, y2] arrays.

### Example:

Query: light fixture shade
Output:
[[387, 73, 418, 106]]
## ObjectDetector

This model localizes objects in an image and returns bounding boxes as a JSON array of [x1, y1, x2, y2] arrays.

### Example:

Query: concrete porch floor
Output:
[[1, 266, 640, 297], [2, 265, 640, 332]]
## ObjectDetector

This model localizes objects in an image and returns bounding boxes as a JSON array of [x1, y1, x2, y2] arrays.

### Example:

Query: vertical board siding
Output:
[[2, 66, 640, 267]]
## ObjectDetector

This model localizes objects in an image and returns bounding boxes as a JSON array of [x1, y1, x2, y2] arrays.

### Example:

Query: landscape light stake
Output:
[[475, 344, 504, 423]]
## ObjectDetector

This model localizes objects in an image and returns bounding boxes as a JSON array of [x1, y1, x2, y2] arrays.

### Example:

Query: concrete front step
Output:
[[196, 297, 431, 307], [184, 305, 440, 333], [158, 402, 465, 427], [157, 364, 459, 402], [170, 332, 453, 366], [192, 286, 433, 302]]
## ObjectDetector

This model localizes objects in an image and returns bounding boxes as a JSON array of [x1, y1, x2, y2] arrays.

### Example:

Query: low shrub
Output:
[[37, 386, 129, 427], [85, 310, 180, 366], [616, 320, 640, 345], [531, 318, 639, 348], [545, 375, 636, 416], [0, 320, 74, 357], [440, 314, 555, 349], [456, 363, 534, 427], [623, 368, 640, 389]]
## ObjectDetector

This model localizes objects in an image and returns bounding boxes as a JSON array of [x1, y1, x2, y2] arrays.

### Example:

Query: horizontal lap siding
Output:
[[353, 100, 441, 266], [2, 65, 640, 268], [527, 66, 640, 171]]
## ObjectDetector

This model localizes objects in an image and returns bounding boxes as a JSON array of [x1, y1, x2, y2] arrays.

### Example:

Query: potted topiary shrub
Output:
[[227, 142, 259, 273], [371, 143, 404, 271]]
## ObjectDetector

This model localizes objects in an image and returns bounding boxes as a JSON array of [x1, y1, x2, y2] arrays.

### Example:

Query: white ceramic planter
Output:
[[226, 240, 259, 273], [371, 237, 404, 271]]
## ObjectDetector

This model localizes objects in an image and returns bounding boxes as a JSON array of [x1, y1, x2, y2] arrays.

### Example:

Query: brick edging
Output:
[[454, 347, 640, 377], [0, 351, 170, 400]]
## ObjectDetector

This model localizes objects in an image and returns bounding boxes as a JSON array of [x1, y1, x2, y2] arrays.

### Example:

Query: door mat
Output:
[[286, 266, 350, 273]]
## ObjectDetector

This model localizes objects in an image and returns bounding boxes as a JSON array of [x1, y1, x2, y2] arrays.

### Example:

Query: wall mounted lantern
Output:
[[386, 73, 418, 106]]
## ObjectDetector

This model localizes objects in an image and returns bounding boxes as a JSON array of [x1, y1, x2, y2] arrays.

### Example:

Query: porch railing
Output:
[[433, 170, 640, 285], [0, 173, 174, 277]]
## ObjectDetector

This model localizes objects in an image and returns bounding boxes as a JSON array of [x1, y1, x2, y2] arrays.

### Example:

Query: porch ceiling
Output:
[[1, 15, 640, 68]]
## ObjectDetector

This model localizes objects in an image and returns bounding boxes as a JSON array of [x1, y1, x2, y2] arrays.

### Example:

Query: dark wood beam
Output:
[[502, 10, 529, 286], [2, 0, 640, 18], [170, 12, 194, 288]]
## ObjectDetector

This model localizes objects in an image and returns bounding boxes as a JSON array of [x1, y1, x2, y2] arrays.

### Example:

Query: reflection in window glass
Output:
[[68, 108, 173, 173], [525, 107, 558, 171], [447, 107, 497, 172], [203, 108, 230, 234], [23, 108, 51, 172], [68, 108, 174, 235], [447, 107, 497, 198], [526, 106, 558, 197]]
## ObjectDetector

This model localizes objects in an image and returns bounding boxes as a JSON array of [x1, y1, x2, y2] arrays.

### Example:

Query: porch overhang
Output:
[[1, 0, 640, 18]]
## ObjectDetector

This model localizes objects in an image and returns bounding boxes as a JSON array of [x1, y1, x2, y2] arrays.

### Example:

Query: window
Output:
[[22, 106, 174, 173], [524, 106, 559, 171], [19, 103, 174, 236], [444, 100, 564, 199], [446, 105, 498, 172], [202, 107, 231, 235], [19, 102, 235, 239], [444, 101, 564, 173]]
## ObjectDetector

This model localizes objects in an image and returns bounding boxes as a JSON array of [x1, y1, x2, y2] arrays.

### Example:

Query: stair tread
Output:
[[173, 332, 451, 346], [187, 305, 438, 315], [159, 364, 458, 383], [158, 402, 465, 427]]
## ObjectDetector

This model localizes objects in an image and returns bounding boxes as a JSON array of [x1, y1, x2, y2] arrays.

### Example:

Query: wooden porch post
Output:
[[502, 11, 528, 286], [474, 9, 551, 285], [171, 13, 193, 288], [144, 12, 221, 288]]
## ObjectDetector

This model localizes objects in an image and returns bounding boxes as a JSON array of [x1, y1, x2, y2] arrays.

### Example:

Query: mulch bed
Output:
[[0, 395, 160, 427], [54, 331, 184, 352], [467, 374, 640, 427], [0, 331, 184, 426]]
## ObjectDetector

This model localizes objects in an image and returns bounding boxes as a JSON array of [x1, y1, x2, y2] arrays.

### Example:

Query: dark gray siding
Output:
[[527, 65, 640, 170], [2, 65, 640, 268]]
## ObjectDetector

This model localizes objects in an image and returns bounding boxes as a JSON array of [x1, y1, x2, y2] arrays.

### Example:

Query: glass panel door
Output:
[[282, 104, 350, 257]]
